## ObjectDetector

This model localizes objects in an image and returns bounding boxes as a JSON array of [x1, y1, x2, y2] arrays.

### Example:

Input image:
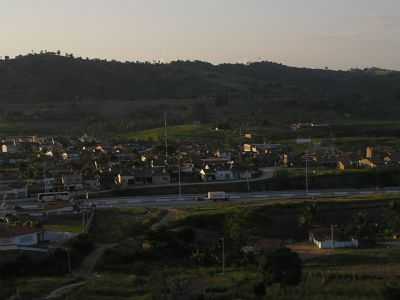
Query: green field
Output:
[[0, 121, 23, 135], [117, 124, 235, 141]]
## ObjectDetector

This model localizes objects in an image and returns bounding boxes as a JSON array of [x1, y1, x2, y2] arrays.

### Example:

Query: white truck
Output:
[[207, 191, 229, 201]]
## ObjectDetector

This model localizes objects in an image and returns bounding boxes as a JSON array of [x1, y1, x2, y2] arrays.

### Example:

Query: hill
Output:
[[1, 52, 400, 132]]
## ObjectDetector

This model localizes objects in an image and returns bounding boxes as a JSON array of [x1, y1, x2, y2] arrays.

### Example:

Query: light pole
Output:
[[178, 157, 183, 200], [221, 237, 225, 275], [164, 112, 168, 165], [305, 153, 309, 194], [62, 247, 72, 274]]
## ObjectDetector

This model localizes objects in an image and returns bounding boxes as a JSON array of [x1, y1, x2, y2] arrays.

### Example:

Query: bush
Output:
[[131, 261, 150, 276], [253, 281, 266, 297], [260, 247, 302, 286], [383, 282, 400, 300]]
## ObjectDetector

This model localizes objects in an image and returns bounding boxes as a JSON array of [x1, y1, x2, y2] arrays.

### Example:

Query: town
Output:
[[2, 1, 400, 296], [2, 123, 400, 298]]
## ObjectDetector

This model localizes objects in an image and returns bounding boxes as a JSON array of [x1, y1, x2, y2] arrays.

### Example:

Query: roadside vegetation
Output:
[[34, 196, 400, 299]]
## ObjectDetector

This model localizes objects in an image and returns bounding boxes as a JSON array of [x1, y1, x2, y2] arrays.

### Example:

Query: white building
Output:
[[0, 225, 44, 250], [309, 228, 358, 249]]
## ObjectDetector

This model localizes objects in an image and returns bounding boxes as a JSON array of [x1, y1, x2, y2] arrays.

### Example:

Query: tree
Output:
[[298, 203, 319, 229], [385, 200, 400, 236], [259, 247, 302, 286], [349, 211, 377, 242], [224, 211, 250, 251], [383, 282, 400, 300]]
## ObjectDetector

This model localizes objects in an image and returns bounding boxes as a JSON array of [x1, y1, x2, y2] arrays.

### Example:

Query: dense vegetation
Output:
[[1, 52, 400, 128]]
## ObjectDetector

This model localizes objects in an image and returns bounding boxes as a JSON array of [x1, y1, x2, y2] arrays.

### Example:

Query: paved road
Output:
[[86, 187, 400, 209], [3, 187, 400, 213]]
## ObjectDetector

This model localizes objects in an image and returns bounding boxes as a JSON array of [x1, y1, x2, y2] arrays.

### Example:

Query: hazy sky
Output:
[[1, 0, 400, 69]]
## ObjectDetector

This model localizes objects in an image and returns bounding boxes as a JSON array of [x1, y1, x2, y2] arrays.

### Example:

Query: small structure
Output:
[[0, 224, 44, 250], [309, 227, 358, 249], [152, 169, 171, 185], [215, 169, 234, 181], [62, 174, 83, 191]]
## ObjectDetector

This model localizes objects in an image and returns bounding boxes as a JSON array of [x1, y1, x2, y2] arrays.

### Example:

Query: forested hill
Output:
[[1, 53, 400, 120]]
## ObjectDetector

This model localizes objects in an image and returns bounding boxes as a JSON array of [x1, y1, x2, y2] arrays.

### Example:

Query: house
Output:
[[62, 174, 84, 191], [215, 169, 234, 181], [152, 169, 171, 185], [337, 153, 361, 170], [243, 143, 282, 154], [200, 168, 215, 182], [134, 168, 153, 185], [309, 228, 358, 249], [232, 167, 253, 180], [359, 158, 376, 168], [366, 146, 373, 159], [27, 178, 56, 193], [83, 178, 101, 190], [115, 173, 135, 187]]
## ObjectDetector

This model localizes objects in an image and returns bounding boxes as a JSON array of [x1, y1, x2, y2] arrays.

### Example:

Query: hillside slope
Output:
[[0, 53, 400, 127]]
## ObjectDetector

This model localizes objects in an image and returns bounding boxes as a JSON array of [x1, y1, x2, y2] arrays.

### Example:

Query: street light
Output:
[[305, 152, 309, 194], [220, 237, 225, 275], [60, 247, 72, 274], [178, 156, 183, 200]]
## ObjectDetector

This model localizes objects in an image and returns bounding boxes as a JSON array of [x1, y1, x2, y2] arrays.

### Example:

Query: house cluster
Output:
[[242, 140, 400, 171], [2, 132, 399, 199], [0, 135, 263, 198]]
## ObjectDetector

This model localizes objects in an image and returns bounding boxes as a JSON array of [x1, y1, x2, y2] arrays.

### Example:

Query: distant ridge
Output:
[[0, 52, 399, 121]]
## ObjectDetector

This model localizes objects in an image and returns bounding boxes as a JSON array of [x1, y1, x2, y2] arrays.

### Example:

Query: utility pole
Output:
[[164, 112, 168, 165], [82, 211, 86, 233], [178, 157, 182, 199], [64, 248, 72, 274], [331, 224, 334, 249], [305, 153, 309, 194], [246, 176, 250, 193], [221, 237, 225, 275]]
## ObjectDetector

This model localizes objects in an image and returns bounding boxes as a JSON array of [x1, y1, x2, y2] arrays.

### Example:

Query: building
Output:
[[215, 170, 234, 181], [309, 228, 358, 249], [62, 174, 83, 191], [152, 169, 171, 185], [0, 224, 44, 250], [115, 173, 135, 187]]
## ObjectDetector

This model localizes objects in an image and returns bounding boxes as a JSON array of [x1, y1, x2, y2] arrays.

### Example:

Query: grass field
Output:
[[117, 124, 236, 142], [0, 121, 23, 135]]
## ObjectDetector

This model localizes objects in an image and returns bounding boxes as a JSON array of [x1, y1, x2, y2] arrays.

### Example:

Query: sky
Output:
[[1, 0, 400, 69]]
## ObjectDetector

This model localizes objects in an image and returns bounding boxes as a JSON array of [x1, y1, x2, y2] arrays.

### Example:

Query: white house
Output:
[[62, 174, 84, 191], [215, 170, 234, 181], [0, 225, 44, 250], [309, 228, 358, 249]]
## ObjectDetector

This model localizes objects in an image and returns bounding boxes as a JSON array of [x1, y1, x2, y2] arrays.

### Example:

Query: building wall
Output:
[[152, 175, 171, 185], [312, 238, 358, 249], [15, 233, 39, 246], [215, 171, 234, 181], [0, 232, 39, 248]]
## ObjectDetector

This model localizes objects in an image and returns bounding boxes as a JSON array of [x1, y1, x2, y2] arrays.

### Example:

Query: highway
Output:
[[2, 187, 400, 214], [82, 187, 400, 209]]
